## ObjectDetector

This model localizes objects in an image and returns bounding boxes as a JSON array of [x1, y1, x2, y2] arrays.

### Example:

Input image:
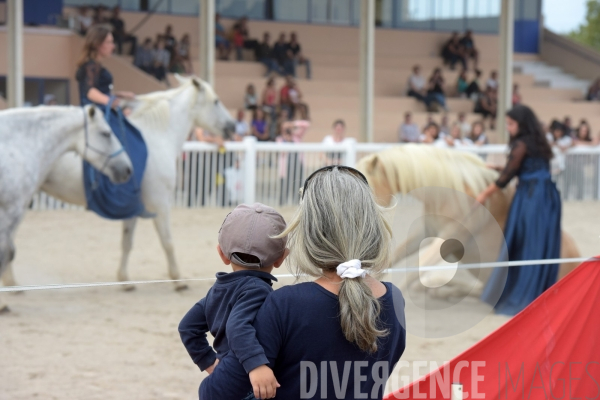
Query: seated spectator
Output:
[[426, 68, 448, 111], [323, 119, 346, 145], [512, 83, 522, 106], [550, 120, 573, 150], [261, 77, 278, 118], [445, 123, 470, 147], [162, 25, 177, 60], [440, 114, 450, 136], [232, 25, 245, 61], [486, 70, 498, 90], [468, 121, 488, 145], [420, 122, 440, 144], [287, 32, 311, 80], [276, 118, 310, 205], [586, 78, 600, 101], [466, 69, 482, 100], [244, 84, 258, 111], [459, 30, 479, 70], [215, 13, 231, 60], [398, 112, 420, 143], [457, 70, 469, 98], [134, 37, 154, 74], [441, 32, 466, 70], [233, 17, 259, 59], [563, 116, 574, 137], [574, 120, 599, 146], [234, 109, 250, 139], [456, 112, 471, 137], [407, 65, 429, 107], [76, 6, 93, 36], [474, 87, 497, 129], [178, 34, 193, 74], [152, 38, 170, 84], [288, 80, 309, 120], [169, 45, 187, 74], [93, 5, 108, 24], [109, 6, 136, 55], [273, 33, 292, 76], [251, 109, 271, 141], [255, 32, 281, 77]]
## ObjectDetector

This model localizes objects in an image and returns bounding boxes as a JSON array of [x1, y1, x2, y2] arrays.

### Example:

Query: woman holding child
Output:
[[186, 166, 407, 399]]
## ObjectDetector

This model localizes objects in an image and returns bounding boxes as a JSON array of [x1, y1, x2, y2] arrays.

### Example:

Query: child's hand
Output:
[[205, 358, 219, 375], [249, 365, 280, 399]]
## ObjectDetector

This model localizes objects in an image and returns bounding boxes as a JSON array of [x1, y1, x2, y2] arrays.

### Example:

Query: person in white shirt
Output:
[[398, 112, 421, 143], [322, 119, 346, 164], [234, 109, 250, 140], [407, 65, 430, 107], [457, 112, 471, 138], [486, 70, 498, 90]]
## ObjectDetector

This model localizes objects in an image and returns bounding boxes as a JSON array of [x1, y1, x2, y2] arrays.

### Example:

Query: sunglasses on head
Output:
[[301, 165, 369, 199]]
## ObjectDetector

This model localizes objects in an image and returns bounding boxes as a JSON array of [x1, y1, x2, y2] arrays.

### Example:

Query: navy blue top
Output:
[[75, 60, 113, 106], [178, 270, 277, 373], [200, 281, 406, 400]]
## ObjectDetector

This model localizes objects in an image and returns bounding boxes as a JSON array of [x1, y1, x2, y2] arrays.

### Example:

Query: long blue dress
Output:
[[481, 139, 561, 316], [76, 60, 149, 219]]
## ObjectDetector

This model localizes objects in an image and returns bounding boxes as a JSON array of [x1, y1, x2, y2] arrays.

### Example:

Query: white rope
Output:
[[0, 257, 596, 293]]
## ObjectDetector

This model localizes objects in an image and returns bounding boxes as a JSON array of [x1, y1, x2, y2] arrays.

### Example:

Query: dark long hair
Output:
[[506, 104, 553, 160], [78, 24, 112, 66]]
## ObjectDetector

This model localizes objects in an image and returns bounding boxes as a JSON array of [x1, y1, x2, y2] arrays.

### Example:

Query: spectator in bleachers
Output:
[[445, 123, 470, 147], [169, 45, 187, 74], [563, 116, 574, 137], [441, 32, 466, 70], [512, 83, 522, 106], [232, 25, 245, 61], [586, 78, 600, 101], [233, 17, 259, 59], [426, 68, 448, 111], [178, 34, 193, 74], [468, 121, 488, 145], [252, 109, 271, 141], [261, 77, 278, 118], [152, 38, 170, 84], [456, 112, 471, 137], [420, 122, 441, 144], [574, 120, 598, 146], [440, 114, 450, 136], [486, 70, 498, 90], [134, 37, 154, 74], [287, 32, 311, 80], [398, 112, 420, 143], [92, 6, 107, 24], [457, 70, 468, 98], [288, 79, 310, 120], [277, 118, 310, 205], [162, 25, 177, 59], [215, 14, 231, 60], [273, 33, 292, 76], [234, 109, 250, 139], [474, 87, 497, 129], [77, 6, 93, 36], [550, 120, 573, 149], [407, 65, 430, 107], [323, 119, 346, 165], [244, 84, 258, 111], [255, 32, 281, 76], [109, 6, 136, 56], [459, 30, 479, 70], [465, 69, 482, 100]]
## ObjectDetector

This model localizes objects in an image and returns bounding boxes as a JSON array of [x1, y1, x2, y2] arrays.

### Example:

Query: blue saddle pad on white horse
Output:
[[83, 103, 150, 220]]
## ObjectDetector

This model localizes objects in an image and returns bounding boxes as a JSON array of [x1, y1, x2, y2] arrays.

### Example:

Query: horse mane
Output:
[[358, 144, 499, 203], [128, 77, 216, 133]]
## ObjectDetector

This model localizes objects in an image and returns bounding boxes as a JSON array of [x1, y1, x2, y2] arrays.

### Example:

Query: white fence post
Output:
[[345, 138, 358, 167], [244, 136, 257, 205]]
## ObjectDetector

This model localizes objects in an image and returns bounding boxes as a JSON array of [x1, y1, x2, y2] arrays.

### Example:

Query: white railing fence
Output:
[[31, 137, 600, 210]]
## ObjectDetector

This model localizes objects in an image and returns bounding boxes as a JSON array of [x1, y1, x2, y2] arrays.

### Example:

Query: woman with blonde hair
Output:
[[200, 166, 406, 399], [75, 25, 149, 219]]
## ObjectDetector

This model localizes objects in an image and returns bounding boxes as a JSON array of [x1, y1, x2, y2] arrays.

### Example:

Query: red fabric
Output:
[[386, 258, 600, 400]]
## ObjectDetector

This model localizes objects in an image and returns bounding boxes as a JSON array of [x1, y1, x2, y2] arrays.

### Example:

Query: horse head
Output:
[[175, 74, 236, 139], [356, 153, 396, 206], [77, 105, 133, 184]]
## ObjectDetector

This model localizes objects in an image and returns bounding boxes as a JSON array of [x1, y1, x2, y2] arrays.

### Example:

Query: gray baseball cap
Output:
[[218, 203, 287, 268]]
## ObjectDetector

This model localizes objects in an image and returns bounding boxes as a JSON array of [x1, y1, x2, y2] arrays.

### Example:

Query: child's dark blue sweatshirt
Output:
[[178, 269, 277, 373]]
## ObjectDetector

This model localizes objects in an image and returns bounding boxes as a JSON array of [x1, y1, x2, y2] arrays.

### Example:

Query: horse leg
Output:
[[0, 237, 16, 314], [558, 230, 581, 280], [153, 209, 188, 291], [117, 218, 138, 291]]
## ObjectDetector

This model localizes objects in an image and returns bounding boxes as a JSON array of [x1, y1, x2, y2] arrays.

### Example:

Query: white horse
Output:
[[0, 105, 133, 312], [22, 76, 235, 291]]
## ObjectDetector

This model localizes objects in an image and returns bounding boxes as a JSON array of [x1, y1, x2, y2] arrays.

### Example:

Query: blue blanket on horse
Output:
[[83, 106, 149, 220]]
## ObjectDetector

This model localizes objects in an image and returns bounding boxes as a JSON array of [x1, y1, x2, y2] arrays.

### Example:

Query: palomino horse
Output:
[[357, 144, 581, 298], [11, 76, 235, 292], [0, 105, 133, 312]]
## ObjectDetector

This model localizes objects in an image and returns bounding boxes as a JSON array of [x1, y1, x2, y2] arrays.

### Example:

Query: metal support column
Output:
[[199, 0, 215, 86], [497, 0, 514, 142], [359, 0, 375, 143], [7, 0, 24, 108]]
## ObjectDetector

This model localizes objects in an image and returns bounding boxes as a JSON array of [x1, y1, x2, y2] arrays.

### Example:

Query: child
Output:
[[178, 203, 288, 399]]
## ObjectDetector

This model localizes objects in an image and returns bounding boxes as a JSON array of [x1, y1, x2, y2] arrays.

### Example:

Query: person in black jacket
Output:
[[255, 32, 281, 76]]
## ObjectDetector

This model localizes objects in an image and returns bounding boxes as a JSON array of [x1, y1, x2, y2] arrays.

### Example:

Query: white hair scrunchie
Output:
[[336, 259, 367, 279]]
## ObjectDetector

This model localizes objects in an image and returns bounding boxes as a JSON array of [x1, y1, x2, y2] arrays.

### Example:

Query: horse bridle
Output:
[[82, 106, 126, 175]]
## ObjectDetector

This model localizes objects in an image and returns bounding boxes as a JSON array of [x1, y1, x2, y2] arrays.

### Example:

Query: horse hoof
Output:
[[175, 283, 189, 292], [0, 305, 10, 314], [122, 284, 136, 292]]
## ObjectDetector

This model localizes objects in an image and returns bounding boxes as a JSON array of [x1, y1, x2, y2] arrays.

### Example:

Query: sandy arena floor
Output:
[[0, 203, 598, 399]]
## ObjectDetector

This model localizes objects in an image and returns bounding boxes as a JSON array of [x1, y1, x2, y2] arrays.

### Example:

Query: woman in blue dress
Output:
[[75, 25, 148, 219], [477, 104, 561, 316]]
